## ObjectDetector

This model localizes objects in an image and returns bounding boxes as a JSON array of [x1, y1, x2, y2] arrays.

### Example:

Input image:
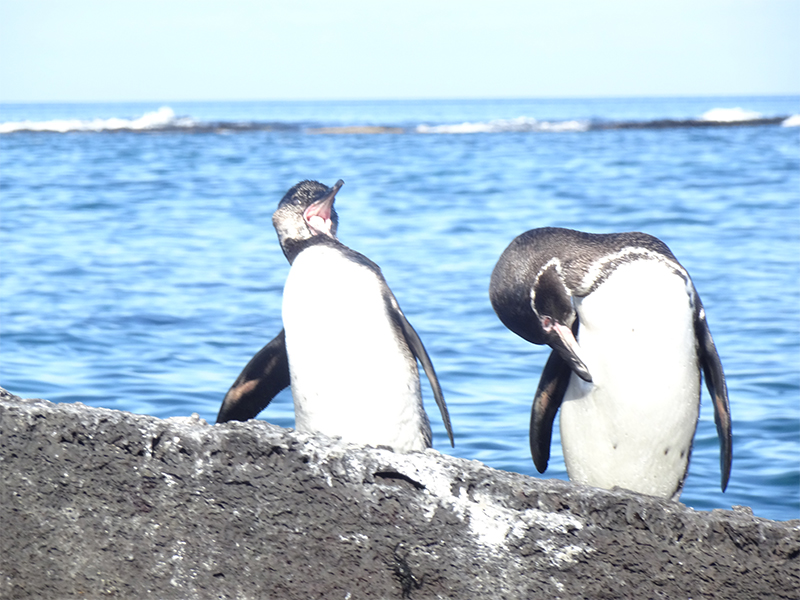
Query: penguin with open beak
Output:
[[218, 180, 454, 453]]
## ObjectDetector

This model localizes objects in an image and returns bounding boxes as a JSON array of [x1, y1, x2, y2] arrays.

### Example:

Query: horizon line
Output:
[[2, 92, 800, 106]]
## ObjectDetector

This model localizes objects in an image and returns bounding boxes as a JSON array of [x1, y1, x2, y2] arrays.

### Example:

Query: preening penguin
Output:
[[217, 179, 454, 453], [489, 227, 732, 499]]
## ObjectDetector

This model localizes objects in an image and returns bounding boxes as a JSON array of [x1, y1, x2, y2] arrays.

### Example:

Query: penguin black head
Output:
[[490, 242, 592, 383], [272, 179, 343, 262]]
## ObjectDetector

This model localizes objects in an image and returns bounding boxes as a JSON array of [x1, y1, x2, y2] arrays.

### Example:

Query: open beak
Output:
[[303, 179, 343, 237]]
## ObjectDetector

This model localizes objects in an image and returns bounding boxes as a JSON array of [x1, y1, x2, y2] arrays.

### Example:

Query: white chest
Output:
[[281, 245, 429, 452], [560, 260, 701, 498]]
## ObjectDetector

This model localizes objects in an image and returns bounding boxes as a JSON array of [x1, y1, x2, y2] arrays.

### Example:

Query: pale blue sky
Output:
[[1, 0, 798, 102]]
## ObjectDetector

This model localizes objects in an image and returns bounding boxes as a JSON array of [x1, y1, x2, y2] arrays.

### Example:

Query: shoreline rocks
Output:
[[1, 387, 797, 599]]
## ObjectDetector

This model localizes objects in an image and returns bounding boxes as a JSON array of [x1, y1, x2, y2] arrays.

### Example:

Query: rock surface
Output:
[[1, 387, 797, 599]]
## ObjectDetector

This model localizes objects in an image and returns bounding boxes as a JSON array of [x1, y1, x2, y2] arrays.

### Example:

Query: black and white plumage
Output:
[[489, 227, 732, 499], [217, 179, 454, 453]]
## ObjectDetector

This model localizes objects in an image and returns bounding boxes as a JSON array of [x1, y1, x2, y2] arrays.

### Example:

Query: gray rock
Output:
[[1, 387, 797, 599]]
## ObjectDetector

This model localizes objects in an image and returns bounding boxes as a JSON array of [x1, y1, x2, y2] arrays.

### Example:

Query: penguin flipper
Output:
[[386, 295, 454, 447], [216, 329, 291, 424], [695, 308, 733, 492], [530, 349, 572, 473]]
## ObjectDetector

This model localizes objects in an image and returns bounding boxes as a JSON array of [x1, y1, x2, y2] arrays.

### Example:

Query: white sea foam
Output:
[[0, 106, 190, 133], [416, 116, 589, 134], [700, 107, 763, 123], [781, 114, 800, 127]]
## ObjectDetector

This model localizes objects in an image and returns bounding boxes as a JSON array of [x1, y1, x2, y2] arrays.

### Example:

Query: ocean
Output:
[[1, 96, 798, 521]]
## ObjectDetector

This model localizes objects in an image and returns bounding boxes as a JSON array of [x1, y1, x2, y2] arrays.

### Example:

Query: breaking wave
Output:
[[416, 117, 589, 134], [0, 107, 192, 134], [700, 107, 764, 122], [780, 114, 800, 127], [1, 106, 794, 135]]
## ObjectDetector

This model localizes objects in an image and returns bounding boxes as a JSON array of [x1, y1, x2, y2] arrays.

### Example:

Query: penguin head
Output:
[[532, 265, 592, 382], [491, 230, 594, 383], [272, 179, 343, 261]]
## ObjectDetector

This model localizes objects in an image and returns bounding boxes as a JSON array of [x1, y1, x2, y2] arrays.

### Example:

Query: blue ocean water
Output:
[[1, 97, 798, 521]]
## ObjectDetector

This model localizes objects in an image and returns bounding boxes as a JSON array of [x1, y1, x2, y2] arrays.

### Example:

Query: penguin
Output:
[[489, 227, 732, 499], [217, 179, 454, 453]]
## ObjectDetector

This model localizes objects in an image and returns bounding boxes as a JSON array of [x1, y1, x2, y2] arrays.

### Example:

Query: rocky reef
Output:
[[1, 387, 797, 599]]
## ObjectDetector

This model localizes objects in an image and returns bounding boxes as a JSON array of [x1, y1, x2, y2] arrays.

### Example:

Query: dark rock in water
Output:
[[594, 116, 788, 130], [1, 387, 797, 599]]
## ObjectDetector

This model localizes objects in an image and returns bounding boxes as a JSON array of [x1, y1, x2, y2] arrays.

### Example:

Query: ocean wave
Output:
[[1, 106, 793, 135], [781, 114, 800, 127], [0, 107, 193, 134], [416, 117, 589, 134], [700, 107, 764, 122]]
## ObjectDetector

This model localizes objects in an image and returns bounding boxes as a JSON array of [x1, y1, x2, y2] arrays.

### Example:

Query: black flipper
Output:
[[530, 348, 572, 473], [695, 304, 733, 492], [216, 329, 291, 423], [386, 295, 454, 447]]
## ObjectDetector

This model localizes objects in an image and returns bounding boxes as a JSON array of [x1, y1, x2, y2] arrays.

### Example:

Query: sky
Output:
[[0, 0, 798, 103]]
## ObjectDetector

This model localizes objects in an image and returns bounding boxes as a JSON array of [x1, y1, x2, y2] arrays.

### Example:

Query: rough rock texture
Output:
[[1, 387, 797, 600]]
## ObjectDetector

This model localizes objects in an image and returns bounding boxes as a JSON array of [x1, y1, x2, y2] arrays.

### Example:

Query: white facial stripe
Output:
[[530, 257, 567, 319], [534, 257, 565, 290], [579, 246, 693, 301]]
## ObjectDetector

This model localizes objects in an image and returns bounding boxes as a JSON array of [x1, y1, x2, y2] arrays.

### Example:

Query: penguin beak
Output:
[[544, 318, 593, 382], [304, 179, 343, 237]]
